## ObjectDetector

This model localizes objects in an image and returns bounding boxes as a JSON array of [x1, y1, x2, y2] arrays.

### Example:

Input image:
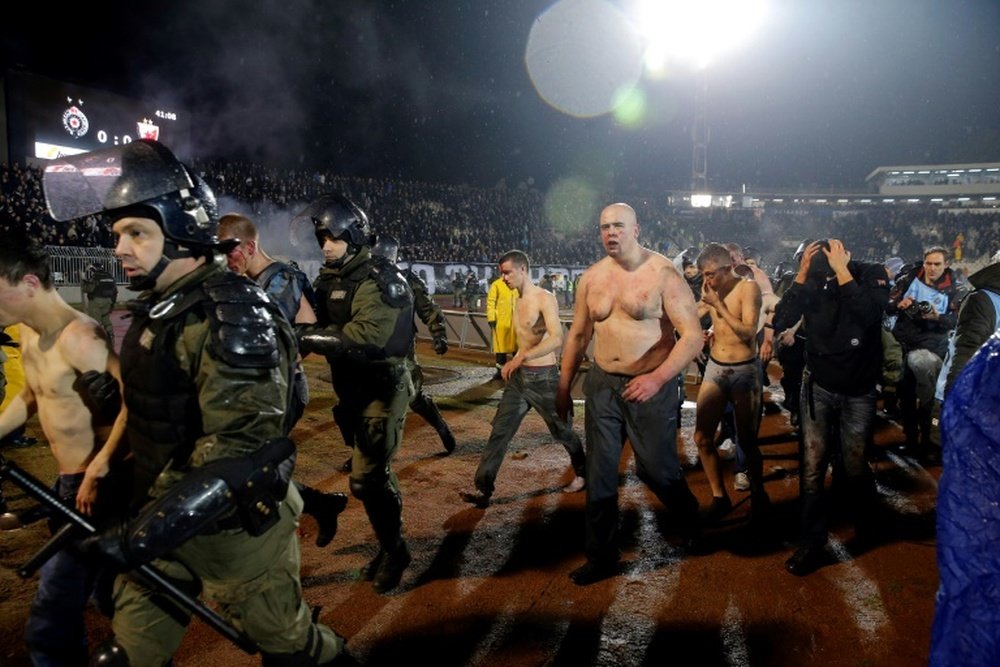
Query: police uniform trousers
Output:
[[111, 484, 343, 665], [86, 297, 116, 343], [340, 363, 414, 551]]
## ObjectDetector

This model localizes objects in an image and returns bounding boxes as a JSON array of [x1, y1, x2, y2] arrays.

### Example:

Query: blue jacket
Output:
[[930, 332, 1000, 666]]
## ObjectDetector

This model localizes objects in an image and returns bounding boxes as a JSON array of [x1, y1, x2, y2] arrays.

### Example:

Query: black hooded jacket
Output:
[[773, 261, 889, 395]]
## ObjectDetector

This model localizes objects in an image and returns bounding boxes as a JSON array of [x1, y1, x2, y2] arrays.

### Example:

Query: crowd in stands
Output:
[[3, 160, 999, 276]]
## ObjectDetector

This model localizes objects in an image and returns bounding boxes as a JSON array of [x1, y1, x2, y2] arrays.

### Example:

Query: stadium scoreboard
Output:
[[2, 70, 191, 164]]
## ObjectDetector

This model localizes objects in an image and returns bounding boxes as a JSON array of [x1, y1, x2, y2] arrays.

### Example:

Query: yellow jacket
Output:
[[0, 326, 25, 412], [486, 278, 517, 354]]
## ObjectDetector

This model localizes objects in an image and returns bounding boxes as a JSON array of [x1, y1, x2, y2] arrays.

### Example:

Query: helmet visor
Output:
[[42, 140, 192, 222]]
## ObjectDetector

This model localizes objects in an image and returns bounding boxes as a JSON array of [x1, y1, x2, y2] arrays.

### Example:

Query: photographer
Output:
[[773, 239, 889, 576], [888, 247, 963, 462]]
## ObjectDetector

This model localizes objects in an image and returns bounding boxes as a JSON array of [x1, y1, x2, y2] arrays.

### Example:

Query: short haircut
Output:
[[498, 249, 530, 270], [218, 213, 259, 243], [697, 243, 733, 270], [924, 246, 949, 261], [0, 228, 53, 288]]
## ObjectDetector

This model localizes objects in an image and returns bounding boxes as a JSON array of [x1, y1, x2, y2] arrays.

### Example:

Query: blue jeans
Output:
[[797, 372, 878, 548], [474, 365, 585, 496], [25, 473, 108, 666]]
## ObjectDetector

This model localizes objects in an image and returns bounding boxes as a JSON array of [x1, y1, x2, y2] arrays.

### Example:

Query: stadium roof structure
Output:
[[866, 162, 1000, 197]]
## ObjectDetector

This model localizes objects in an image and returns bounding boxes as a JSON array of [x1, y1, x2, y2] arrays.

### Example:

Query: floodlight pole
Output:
[[691, 68, 709, 192]]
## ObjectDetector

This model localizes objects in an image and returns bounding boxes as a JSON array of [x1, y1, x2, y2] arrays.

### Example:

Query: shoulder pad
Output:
[[202, 273, 280, 368], [405, 269, 429, 293], [369, 256, 413, 308]]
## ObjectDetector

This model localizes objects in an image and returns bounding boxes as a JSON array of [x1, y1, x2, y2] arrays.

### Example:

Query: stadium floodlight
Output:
[[634, 0, 768, 73]]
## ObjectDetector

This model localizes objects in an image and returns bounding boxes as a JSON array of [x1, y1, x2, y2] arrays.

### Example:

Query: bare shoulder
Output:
[[59, 315, 111, 371], [739, 276, 762, 299], [581, 257, 617, 287], [647, 250, 681, 276]]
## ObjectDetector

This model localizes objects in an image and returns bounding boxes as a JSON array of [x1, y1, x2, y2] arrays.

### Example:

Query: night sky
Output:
[[2, 0, 999, 194]]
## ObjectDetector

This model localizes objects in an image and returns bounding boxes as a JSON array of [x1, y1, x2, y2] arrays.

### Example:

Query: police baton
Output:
[[0, 454, 259, 655]]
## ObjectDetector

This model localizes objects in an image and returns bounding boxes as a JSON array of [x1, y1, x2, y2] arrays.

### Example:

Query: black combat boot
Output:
[[297, 484, 349, 548], [411, 392, 457, 454]]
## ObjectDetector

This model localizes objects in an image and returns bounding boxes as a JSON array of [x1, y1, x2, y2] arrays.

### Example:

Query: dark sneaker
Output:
[[459, 489, 491, 509], [785, 545, 827, 576], [569, 560, 621, 586], [373, 543, 411, 594]]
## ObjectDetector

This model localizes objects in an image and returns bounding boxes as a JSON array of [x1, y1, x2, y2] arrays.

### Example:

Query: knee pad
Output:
[[89, 639, 131, 666], [349, 478, 369, 500], [261, 625, 343, 666]]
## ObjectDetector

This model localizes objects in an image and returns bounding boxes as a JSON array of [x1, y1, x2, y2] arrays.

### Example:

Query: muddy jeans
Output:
[[474, 365, 585, 496], [798, 372, 878, 548]]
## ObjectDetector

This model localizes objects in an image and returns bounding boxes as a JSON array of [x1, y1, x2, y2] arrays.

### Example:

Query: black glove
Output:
[[72, 370, 121, 423], [433, 336, 449, 355], [78, 518, 133, 570]]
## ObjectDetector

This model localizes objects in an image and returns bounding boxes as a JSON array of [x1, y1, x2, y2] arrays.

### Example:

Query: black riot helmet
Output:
[[43, 140, 220, 251], [291, 193, 371, 254], [42, 140, 221, 290], [372, 233, 401, 264]]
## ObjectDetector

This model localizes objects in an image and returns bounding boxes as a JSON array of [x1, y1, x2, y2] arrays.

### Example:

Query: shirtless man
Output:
[[0, 231, 127, 665], [460, 250, 585, 508], [693, 243, 770, 524], [557, 203, 704, 586]]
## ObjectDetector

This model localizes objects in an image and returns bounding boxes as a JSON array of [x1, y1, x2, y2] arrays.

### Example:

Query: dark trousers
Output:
[[797, 373, 878, 548], [25, 473, 110, 666], [474, 365, 585, 495], [583, 365, 698, 564]]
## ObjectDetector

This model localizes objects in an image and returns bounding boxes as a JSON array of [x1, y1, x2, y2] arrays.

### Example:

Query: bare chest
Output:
[[588, 276, 662, 322]]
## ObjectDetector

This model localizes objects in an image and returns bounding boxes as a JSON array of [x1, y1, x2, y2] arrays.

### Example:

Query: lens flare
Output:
[[544, 176, 601, 235], [525, 0, 643, 118]]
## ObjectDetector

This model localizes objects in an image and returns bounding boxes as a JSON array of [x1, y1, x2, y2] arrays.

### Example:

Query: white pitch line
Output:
[[721, 595, 751, 667], [877, 450, 939, 515], [826, 537, 890, 645], [595, 495, 684, 666]]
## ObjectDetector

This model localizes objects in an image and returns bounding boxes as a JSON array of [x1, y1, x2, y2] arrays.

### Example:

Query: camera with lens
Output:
[[902, 300, 934, 318]]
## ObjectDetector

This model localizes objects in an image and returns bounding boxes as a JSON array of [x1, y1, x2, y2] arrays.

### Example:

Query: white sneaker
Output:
[[734, 471, 751, 492], [563, 476, 586, 493], [718, 439, 736, 460]]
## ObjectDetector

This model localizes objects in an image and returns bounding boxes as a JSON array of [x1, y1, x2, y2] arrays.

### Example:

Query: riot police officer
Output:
[[294, 195, 416, 594], [80, 262, 118, 343], [42, 140, 346, 665], [372, 233, 456, 454]]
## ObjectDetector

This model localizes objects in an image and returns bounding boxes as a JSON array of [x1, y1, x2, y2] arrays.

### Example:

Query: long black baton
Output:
[[0, 456, 259, 655]]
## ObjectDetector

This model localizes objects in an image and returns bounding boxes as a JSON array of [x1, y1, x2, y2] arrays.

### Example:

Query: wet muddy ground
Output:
[[0, 334, 939, 666]]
